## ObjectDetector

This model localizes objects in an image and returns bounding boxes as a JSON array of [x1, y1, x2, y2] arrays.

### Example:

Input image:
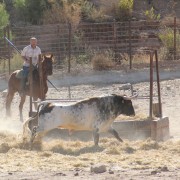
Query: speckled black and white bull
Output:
[[23, 94, 135, 146]]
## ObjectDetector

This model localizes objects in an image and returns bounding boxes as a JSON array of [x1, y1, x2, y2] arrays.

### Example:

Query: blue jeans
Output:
[[22, 66, 29, 78]]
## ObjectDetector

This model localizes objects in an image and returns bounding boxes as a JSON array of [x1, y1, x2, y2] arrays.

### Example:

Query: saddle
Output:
[[15, 69, 24, 79], [16, 68, 38, 87]]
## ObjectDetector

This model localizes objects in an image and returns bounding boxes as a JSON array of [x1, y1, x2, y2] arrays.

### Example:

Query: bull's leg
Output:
[[108, 127, 123, 142], [93, 128, 99, 146], [6, 91, 15, 117], [19, 96, 26, 122]]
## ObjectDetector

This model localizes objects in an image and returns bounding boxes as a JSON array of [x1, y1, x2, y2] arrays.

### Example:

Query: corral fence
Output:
[[0, 18, 180, 75]]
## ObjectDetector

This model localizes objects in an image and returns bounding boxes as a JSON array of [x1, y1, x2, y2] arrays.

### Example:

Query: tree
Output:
[[0, 3, 9, 34], [14, 0, 51, 25]]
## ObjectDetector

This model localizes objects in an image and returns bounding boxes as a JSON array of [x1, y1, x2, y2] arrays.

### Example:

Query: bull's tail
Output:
[[23, 103, 46, 141], [23, 117, 34, 140]]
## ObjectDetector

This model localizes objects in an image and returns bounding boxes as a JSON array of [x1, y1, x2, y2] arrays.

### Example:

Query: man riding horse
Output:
[[20, 37, 41, 97]]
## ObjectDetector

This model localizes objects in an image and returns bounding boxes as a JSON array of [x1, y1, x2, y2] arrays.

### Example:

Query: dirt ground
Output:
[[0, 69, 180, 180]]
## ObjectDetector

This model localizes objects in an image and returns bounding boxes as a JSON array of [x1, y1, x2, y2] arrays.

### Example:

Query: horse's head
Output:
[[42, 54, 54, 76]]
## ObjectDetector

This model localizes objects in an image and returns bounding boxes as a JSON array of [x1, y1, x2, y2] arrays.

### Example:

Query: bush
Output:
[[115, 0, 134, 21], [158, 27, 180, 60], [0, 3, 9, 35], [91, 50, 115, 70], [42, 0, 81, 28], [145, 7, 160, 21], [14, 0, 50, 25], [0, 52, 22, 73], [81, 1, 107, 22], [159, 28, 174, 50]]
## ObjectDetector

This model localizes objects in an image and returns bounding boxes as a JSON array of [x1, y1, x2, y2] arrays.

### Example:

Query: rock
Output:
[[109, 170, 114, 174], [74, 172, 79, 176], [151, 170, 158, 175], [91, 164, 107, 174], [159, 166, 169, 172], [166, 85, 171, 90], [2, 89, 8, 98]]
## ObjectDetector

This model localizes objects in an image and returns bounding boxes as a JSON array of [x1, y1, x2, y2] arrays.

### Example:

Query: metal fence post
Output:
[[57, 25, 61, 62], [174, 17, 176, 60], [68, 22, 72, 73], [7, 25, 11, 75], [29, 57, 33, 117], [128, 19, 132, 69], [149, 51, 154, 119], [155, 50, 162, 117], [113, 19, 117, 62], [3, 27, 7, 73], [38, 54, 44, 100]]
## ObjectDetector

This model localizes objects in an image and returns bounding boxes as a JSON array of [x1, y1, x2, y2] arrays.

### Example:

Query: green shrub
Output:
[[14, 0, 50, 25], [159, 28, 174, 49], [0, 3, 9, 35], [0, 53, 22, 73], [80, 0, 106, 22], [145, 7, 160, 21], [115, 0, 134, 21], [159, 27, 180, 60]]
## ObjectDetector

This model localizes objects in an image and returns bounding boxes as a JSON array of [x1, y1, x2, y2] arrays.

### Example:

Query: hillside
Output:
[[91, 0, 180, 22], [3, 0, 180, 26]]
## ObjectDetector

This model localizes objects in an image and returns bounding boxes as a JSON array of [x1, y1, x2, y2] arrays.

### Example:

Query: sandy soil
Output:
[[0, 69, 180, 179]]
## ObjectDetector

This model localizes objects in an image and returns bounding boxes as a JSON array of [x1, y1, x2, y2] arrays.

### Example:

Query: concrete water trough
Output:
[[45, 116, 170, 142]]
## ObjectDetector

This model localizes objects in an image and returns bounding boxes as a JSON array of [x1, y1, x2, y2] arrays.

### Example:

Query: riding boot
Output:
[[20, 78, 26, 96]]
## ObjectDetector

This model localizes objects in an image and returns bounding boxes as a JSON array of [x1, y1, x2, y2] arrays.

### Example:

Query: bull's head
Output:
[[121, 97, 135, 116], [113, 94, 136, 116]]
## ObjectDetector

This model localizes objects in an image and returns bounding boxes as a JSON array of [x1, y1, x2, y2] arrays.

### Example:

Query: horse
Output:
[[5, 54, 54, 121]]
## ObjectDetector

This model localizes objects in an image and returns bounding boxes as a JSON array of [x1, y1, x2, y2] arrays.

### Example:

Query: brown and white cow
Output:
[[23, 94, 135, 146]]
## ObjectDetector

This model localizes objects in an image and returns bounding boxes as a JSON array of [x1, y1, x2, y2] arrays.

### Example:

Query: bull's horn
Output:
[[123, 92, 138, 100]]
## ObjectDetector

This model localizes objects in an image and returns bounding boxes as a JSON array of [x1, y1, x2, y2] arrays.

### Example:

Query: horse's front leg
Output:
[[6, 91, 15, 117], [19, 95, 26, 122]]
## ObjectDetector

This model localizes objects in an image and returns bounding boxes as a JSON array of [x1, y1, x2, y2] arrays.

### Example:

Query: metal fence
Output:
[[0, 18, 180, 75]]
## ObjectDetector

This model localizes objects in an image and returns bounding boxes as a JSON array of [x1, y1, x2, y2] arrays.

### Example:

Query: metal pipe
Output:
[[4, 36, 21, 54], [29, 57, 33, 117], [174, 17, 176, 60], [155, 50, 162, 117], [149, 52, 154, 119]]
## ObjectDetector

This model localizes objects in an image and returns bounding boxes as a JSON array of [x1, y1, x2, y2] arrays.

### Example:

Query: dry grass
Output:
[[0, 131, 179, 172], [43, 0, 81, 28], [91, 53, 115, 70], [121, 53, 153, 65], [0, 52, 22, 73]]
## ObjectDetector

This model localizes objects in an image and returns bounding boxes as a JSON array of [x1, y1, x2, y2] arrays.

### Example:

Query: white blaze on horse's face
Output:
[[43, 54, 53, 75]]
